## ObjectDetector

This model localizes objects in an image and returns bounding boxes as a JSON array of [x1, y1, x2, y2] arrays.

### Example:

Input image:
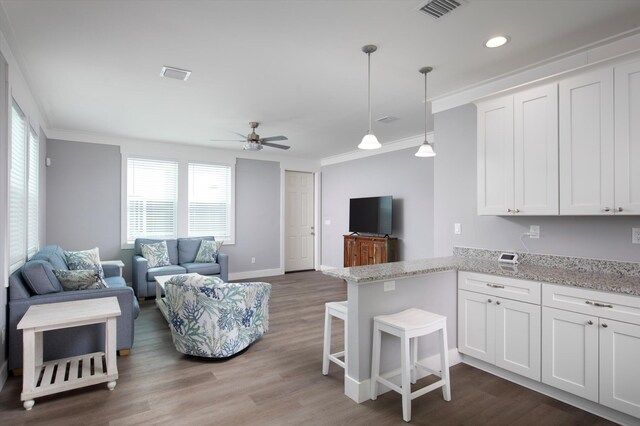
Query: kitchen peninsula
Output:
[[323, 247, 640, 425]]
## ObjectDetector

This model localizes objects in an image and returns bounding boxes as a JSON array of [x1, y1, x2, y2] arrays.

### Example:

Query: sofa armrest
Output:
[[132, 255, 148, 297], [102, 263, 119, 278], [218, 253, 229, 282]]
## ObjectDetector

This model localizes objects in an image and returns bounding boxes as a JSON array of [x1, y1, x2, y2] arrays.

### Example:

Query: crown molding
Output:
[[320, 132, 434, 167], [431, 28, 640, 114]]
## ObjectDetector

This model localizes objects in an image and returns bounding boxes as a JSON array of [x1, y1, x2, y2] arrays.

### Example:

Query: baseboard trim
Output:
[[461, 355, 640, 426], [229, 268, 284, 281], [0, 360, 7, 391], [318, 265, 336, 272], [344, 349, 462, 403]]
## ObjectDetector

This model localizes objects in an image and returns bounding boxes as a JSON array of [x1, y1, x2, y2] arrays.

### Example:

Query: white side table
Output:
[[17, 297, 121, 410], [101, 260, 125, 277]]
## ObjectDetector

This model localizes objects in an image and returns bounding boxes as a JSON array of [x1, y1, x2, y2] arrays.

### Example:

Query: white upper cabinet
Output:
[[477, 96, 514, 215], [614, 59, 640, 215], [477, 83, 558, 215], [559, 68, 615, 215], [514, 84, 559, 215]]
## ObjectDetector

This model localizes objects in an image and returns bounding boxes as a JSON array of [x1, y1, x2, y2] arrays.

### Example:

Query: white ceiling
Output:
[[2, 0, 640, 160]]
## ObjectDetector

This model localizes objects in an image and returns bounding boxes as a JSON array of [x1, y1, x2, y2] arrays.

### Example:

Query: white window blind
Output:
[[127, 158, 178, 243], [27, 126, 39, 257], [188, 163, 232, 240], [9, 101, 27, 271]]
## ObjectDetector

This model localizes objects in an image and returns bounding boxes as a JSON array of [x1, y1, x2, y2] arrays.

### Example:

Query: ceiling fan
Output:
[[211, 122, 290, 151]]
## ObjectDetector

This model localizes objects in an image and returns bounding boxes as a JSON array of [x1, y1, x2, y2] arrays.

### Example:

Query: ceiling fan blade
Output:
[[261, 136, 288, 142], [262, 142, 291, 150], [231, 131, 249, 139], [209, 139, 246, 142]]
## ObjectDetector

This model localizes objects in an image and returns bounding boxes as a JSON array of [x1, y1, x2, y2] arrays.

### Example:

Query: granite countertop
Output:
[[323, 255, 640, 297]]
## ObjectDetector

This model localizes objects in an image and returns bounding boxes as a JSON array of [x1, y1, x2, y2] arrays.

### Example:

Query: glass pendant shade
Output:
[[415, 141, 435, 157], [359, 133, 382, 150]]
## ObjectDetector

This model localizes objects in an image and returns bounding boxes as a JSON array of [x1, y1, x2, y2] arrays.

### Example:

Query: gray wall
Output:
[[46, 139, 123, 265], [321, 147, 435, 268], [45, 140, 282, 281], [222, 158, 280, 273], [433, 104, 640, 262]]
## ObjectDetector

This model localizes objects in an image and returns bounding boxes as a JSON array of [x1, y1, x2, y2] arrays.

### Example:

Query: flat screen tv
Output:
[[349, 196, 393, 236]]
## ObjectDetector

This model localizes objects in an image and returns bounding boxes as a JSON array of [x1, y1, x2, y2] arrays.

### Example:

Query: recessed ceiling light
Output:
[[160, 66, 191, 81], [485, 35, 510, 48]]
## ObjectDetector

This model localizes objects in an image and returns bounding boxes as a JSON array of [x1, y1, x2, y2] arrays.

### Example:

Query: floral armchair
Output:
[[164, 274, 271, 358]]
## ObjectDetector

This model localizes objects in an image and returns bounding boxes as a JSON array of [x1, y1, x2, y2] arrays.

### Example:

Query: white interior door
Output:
[[285, 171, 314, 272]]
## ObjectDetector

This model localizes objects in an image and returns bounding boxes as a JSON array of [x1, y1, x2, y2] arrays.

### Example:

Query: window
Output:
[[9, 101, 27, 271], [188, 163, 232, 240], [127, 158, 178, 244], [27, 126, 39, 257]]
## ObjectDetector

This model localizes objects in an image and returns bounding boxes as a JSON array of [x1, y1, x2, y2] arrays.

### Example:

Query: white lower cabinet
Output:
[[542, 284, 640, 418], [458, 272, 541, 381]]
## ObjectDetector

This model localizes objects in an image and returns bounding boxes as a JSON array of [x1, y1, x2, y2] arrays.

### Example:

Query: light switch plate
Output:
[[454, 223, 461, 235]]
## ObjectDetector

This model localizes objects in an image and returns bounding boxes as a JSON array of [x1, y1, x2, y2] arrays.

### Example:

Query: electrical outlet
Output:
[[529, 225, 540, 239], [251, 257, 256, 264], [454, 223, 461, 235], [633, 228, 640, 244], [324, 219, 331, 225], [383, 281, 395, 292]]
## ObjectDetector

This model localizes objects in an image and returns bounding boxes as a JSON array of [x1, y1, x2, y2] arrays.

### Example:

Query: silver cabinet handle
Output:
[[617, 207, 624, 212], [602, 323, 609, 328], [496, 301, 501, 305], [585, 300, 613, 308], [507, 208, 512, 213], [603, 207, 611, 212], [486, 283, 505, 289], [587, 320, 593, 325], [514, 209, 520, 213], [488, 299, 492, 303]]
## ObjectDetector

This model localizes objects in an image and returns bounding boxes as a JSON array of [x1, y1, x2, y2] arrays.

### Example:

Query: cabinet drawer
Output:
[[543, 283, 640, 325], [458, 272, 541, 304]]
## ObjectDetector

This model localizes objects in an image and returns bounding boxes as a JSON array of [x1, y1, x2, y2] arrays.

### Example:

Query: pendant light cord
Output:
[[424, 70, 427, 142], [367, 51, 372, 134]]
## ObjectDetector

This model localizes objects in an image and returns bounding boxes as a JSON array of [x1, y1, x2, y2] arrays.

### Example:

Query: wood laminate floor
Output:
[[0, 271, 614, 425]]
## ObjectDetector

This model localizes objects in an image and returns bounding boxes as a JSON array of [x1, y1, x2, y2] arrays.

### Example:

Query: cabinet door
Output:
[[614, 60, 640, 215], [359, 240, 371, 266], [371, 240, 386, 264], [458, 290, 495, 364], [477, 96, 514, 215], [541, 307, 599, 401], [514, 84, 559, 215], [559, 68, 614, 215], [600, 319, 640, 418], [495, 298, 541, 381]]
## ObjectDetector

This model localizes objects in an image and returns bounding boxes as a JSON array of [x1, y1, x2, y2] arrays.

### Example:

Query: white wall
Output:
[[433, 104, 640, 262], [321, 147, 435, 268]]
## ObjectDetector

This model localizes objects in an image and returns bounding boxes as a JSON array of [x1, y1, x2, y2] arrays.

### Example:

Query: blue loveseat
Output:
[[132, 237, 229, 299], [8, 245, 140, 371]]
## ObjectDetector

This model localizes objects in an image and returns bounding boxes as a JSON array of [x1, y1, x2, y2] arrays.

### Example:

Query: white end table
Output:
[[101, 260, 125, 277], [17, 297, 121, 410]]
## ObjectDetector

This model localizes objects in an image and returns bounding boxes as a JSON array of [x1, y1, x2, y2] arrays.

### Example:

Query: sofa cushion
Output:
[[53, 269, 108, 291], [21, 260, 63, 295], [31, 245, 68, 270], [65, 247, 105, 279], [178, 237, 214, 264], [141, 241, 171, 268], [181, 262, 221, 276], [146, 265, 187, 281], [135, 238, 178, 265], [194, 240, 223, 263]]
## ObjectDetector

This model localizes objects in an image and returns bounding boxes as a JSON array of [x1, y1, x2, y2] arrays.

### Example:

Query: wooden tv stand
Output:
[[343, 234, 398, 267]]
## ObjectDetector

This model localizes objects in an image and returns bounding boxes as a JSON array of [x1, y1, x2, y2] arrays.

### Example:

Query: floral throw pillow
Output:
[[53, 269, 109, 291], [194, 240, 223, 263], [141, 241, 171, 268], [65, 247, 105, 279]]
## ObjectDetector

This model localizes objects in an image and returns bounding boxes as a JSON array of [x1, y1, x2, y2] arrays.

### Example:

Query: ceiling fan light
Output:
[[358, 133, 382, 150], [415, 142, 436, 157], [243, 142, 263, 151]]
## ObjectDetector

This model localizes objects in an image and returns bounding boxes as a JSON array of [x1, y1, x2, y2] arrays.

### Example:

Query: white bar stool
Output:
[[322, 301, 348, 375], [370, 308, 451, 422]]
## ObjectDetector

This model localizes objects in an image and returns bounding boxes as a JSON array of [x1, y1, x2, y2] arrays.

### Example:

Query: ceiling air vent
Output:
[[160, 66, 191, 81], [417, 0, 466, 19], [376, 116, 399, 124]]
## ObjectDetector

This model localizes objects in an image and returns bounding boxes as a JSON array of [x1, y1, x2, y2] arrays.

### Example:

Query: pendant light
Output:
[[415, 66, 436, 157], [358, 45, 382, 150]]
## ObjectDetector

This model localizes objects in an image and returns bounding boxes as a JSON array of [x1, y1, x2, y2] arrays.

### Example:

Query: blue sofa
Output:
[[132, 237, 229, 299], [8, 245, 140, 371]]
